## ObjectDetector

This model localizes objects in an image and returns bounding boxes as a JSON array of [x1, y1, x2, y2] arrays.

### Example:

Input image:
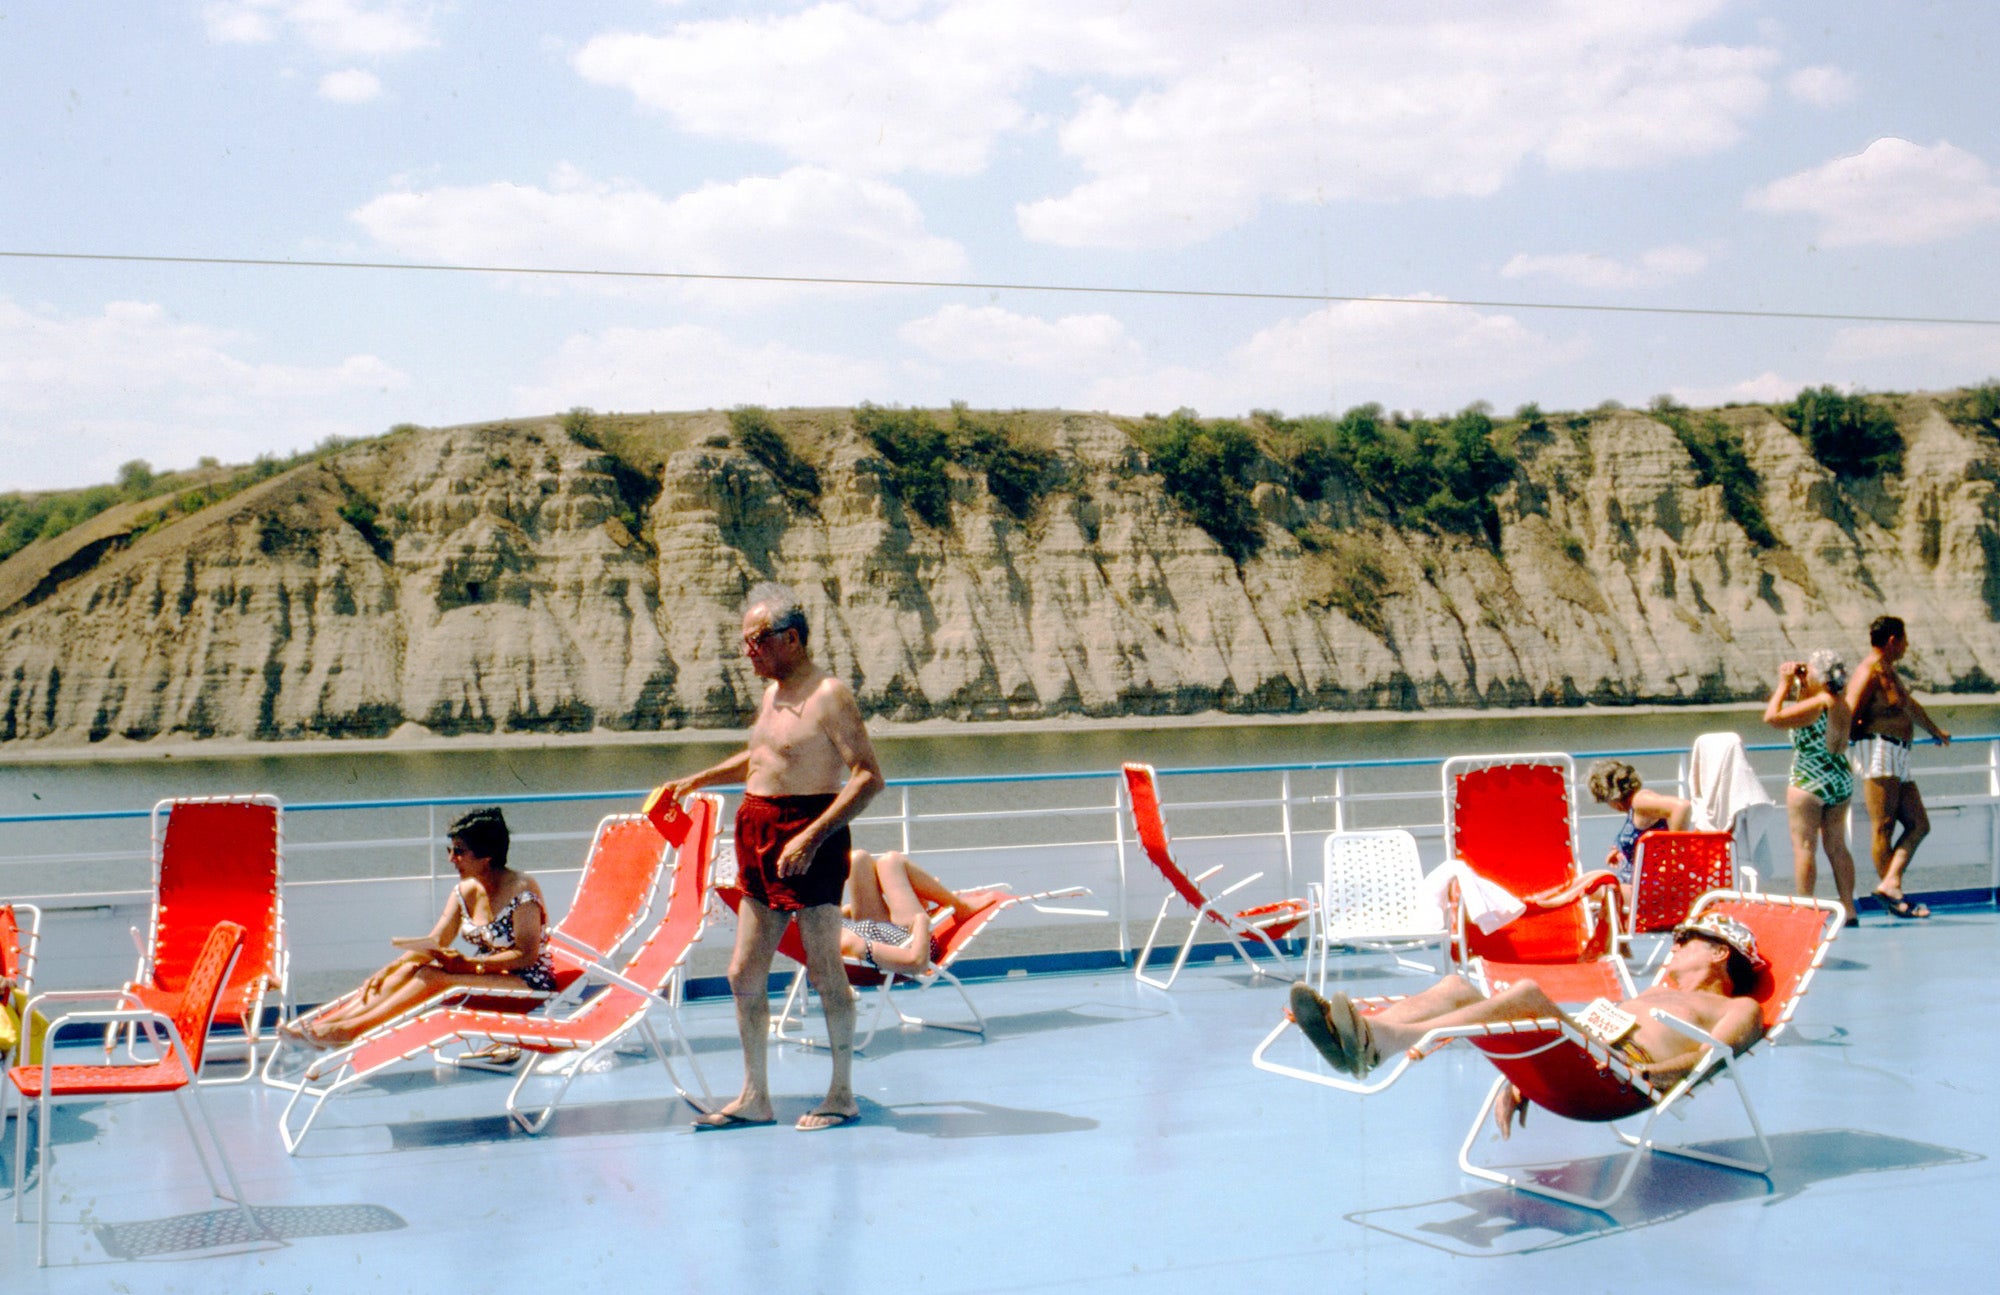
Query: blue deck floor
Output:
[[2, 906, 1995, 1291]]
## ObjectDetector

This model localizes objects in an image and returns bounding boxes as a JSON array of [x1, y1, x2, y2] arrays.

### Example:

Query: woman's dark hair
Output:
[[1869, 615, 1906, 648], [447, 806, 510, 868]]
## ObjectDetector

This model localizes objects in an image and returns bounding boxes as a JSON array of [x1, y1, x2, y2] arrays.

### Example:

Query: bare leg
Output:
[[1366, 979, 1567, 1055], [1819, 800, 1860, 921], [312, 965, 531, 1045], [1884, 782, 1931, 897], [1861, 776, 1899, 884], [1369, 973, 1485, 1026], [846, 849, 890, 921], [794, 904, 858, 1128], [900, 857, 975, 920], [708, 898, 788, 1123], [1786, 788, 1823, 898]]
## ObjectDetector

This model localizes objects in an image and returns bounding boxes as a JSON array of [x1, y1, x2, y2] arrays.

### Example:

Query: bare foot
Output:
[[796, 1106, 860, 1131]]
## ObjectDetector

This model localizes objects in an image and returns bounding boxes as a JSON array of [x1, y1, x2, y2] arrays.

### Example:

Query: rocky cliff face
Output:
[[2, 396, 1996, 747]]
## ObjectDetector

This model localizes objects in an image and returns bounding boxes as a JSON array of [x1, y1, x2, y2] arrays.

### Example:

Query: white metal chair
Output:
[[1308, 830, 1449, 986]]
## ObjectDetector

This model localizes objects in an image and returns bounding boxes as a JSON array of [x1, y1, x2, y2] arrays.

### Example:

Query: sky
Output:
[[2, 1, 1999, 491]]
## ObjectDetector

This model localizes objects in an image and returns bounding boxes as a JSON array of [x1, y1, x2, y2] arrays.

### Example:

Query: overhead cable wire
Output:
[[3, 248, 1998, 328]]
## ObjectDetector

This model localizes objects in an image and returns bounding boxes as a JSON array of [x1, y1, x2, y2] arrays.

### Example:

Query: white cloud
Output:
[[899, 305, 1139, 373], [573, 6, 1036, 176], [204, 0, 435, 58], [1826, 324, 2000, 379], [317, 67, 383, 102], [572, 2, 1778, 248], [352, 165, 968, 300], [1668, 372, 1806, 407], [1084, 297, 1585, 416], [1786, 65, 1856, 107], [1500, 245, 1709, 290], [514, 325, 891, 413], [1748, 137, 2000, 247], [0, 298, 407, 489]]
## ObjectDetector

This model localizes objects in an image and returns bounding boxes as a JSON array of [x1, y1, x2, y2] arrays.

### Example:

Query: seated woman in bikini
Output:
[[838, 848, 978, 974], [287, 806, 556, 1048]]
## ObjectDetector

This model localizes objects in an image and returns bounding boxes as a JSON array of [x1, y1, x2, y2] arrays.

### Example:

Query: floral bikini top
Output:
[[454, 888, 557, 991]]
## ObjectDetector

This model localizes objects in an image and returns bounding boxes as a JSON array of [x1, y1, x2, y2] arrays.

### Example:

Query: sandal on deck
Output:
[[1874, 889, 1931, 920]]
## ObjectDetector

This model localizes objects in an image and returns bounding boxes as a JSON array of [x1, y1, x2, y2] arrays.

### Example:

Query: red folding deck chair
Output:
[[277, 795, 721, 1151], [1442, 754, 1631, 1004], [720, 882, 1098, 1050], [10, 921, 264, 1267], [263, 808, 672, 1086], [1627, 830, 1743, 968], [125, 795, 286, 1084], [1, 904, 41, 1070], [1122, 762, 1308, 990], [1254, 891, 1842, 1211], [1454, 890, 1843, 1209]]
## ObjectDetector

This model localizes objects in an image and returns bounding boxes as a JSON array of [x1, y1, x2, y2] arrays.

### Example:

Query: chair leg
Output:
[[183, 1083, 265, 1244], [1136, 898, 1203, 990], [170, 1089, 226, 1197]]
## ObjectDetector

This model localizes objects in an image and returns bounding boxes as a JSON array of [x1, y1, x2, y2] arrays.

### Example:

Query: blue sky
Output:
[[3, 1, 1999, 490]]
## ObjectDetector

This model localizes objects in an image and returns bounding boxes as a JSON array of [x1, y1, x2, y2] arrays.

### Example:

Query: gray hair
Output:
[[745, 581, 808, 646], [1806, 648, 1847, 691]]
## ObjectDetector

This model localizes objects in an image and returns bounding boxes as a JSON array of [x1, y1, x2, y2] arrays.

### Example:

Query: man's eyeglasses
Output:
[[742, 626, 793, 650]]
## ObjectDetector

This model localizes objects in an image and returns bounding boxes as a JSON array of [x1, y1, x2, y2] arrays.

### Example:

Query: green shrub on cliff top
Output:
[[1271, 403, 1517, 546], [1782, 385, 1902, 479], [729, 406, 822, 506], [1649, 398, 1778, 549], [1135, 409, 1264, 562], [853, 404, 1058, 527]]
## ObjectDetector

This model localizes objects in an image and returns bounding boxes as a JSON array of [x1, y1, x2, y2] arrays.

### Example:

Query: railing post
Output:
[[1280, 770, 1296, 898], [1113, 775, 1130, 962], [899, 785, 912, 856], [426, 802, 439, 910], [1990, 741, 1999, 902], [1332, 767, 1347, 833]]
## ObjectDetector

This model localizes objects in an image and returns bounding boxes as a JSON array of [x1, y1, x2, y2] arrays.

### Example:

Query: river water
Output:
[[4, 701, 1996, 897]]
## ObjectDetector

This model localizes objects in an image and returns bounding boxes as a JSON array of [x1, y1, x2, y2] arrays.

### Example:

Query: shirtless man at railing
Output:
[[1286, 912, 1765, 1134], [663, 582, 883, 1132]]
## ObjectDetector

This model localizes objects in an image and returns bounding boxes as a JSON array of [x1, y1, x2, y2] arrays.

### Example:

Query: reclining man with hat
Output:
[[1287, 913, 1767, 1136]]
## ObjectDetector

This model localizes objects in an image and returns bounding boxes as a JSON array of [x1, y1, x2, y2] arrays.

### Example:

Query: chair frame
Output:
[[768, 885, 1099, 1051], [1122, 763, 1307, 990], [10, 921, 263, 1267], [276, 795, 721, 1151], [1307, 830, 1449, 987], [127, 795, 287, 1084]]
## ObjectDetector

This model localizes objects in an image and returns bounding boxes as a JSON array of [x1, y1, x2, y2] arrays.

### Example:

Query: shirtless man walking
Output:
[[1286, 913, 1765, 1134], [665, 583, 883, 1131], [1847, 615, 1950, 919]]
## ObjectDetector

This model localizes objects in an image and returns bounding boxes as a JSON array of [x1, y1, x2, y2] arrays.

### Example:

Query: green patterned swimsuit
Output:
[[1790, 711, 1853, 805]]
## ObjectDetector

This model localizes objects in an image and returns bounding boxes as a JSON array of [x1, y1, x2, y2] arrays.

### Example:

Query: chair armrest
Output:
[[548, 930, 611, 961], [1190, 864, 1226, 884], [1215, 871, 1265, 899], [24, 987, 148, 1019]]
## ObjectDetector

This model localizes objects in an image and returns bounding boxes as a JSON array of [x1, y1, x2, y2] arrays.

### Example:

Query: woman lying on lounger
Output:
[[286, 806, 555, 1048], [838, 848, 977, 974]]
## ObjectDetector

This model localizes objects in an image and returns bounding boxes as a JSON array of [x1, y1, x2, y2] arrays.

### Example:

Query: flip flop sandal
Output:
[[1288, 982, 1351, 1072], [1323, 993, 1382, 1080], [1874, 890, 1923, 920]]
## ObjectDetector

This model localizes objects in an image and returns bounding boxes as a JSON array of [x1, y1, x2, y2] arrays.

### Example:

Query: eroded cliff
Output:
[[1, 394, 1996, 747]]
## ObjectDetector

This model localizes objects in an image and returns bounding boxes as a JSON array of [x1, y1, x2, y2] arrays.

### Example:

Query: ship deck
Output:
[[2, 900, 1993, 1291]]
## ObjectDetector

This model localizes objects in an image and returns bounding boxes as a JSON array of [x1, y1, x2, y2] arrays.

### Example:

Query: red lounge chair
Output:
[[1455, 890, 1843, 1209], [125, 796, 286, 1083], [1442, 754, 1631, 1003], [277, 795, 720, 1150], [1, 904, 41, 1070], [9, 921, 263, 1267], [1254, 892, 1841, 1211], [263, 807, 673, 1086], [1121, 762, 1308, 990], [718, 882, 1099, 1051]]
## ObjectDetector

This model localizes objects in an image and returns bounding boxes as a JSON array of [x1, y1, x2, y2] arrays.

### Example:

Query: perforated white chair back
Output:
[[1320, 830, 1442, 939]]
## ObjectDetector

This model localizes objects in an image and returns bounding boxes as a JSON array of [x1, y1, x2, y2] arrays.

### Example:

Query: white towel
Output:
[[1687, 731, 1774, 832], [1423, 858, 1527, 935]]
